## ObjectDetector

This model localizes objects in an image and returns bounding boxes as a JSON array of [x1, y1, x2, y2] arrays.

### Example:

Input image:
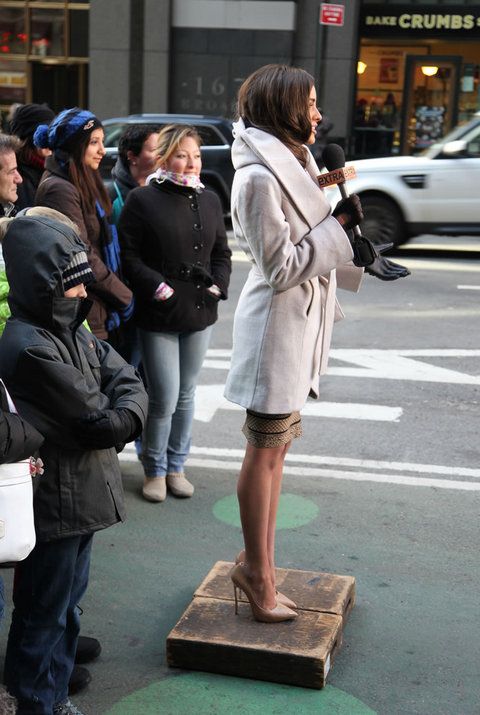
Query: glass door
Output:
[[401, 55, 461, 154]]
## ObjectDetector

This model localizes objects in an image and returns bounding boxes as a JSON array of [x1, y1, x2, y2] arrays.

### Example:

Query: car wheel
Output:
[[359, 195, 405, 248]]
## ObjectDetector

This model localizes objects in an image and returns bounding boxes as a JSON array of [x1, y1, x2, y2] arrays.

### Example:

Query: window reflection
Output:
[[30, 8, 65, 57], [0, 7, 27, 55], [0, 59, 27, 127]]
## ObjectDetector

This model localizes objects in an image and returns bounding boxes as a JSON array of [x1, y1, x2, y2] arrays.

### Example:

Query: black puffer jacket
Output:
[[119, 180, 232, 333], [0, 215, 148, 541]]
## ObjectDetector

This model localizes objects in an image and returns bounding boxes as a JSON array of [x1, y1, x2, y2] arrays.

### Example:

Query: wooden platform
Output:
[[166, 561, 355, 689], [194, 561, 356, 624]]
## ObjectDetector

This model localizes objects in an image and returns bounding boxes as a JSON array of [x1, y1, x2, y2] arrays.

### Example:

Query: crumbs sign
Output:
[[361, 5, 480, 38]]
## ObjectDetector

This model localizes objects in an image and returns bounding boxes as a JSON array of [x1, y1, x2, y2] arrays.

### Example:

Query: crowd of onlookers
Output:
[[0, 102, 231, 715]]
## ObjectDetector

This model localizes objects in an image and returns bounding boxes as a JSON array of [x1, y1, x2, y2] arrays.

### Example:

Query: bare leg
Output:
[[237, 442, 289, 609], [266, 441, 290, 585]]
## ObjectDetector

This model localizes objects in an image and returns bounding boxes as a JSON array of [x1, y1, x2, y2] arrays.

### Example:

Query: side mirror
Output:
[[442, 139, 468, 156]]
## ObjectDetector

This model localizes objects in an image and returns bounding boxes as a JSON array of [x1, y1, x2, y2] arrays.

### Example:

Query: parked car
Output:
[[325, 112, 480, 247], [100, 113, 234, 216]]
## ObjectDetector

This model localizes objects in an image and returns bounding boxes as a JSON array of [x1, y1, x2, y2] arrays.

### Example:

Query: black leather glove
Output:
[[365, 255, 411, 281], [332, 194, 364, 231], [76, 408, 140, 450], [350, 234, 377, 267]]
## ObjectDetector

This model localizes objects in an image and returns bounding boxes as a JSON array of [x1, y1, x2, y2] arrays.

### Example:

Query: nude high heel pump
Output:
[[230, 563, 297, 623], [235, 550, 297, 610]]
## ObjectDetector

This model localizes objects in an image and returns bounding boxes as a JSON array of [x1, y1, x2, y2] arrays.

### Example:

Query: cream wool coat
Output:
[[224, 120, 363, 414]]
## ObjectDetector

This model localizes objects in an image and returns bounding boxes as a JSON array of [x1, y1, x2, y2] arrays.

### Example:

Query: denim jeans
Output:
[[4, 534, 93, 715], [139, 326, 213, 477]]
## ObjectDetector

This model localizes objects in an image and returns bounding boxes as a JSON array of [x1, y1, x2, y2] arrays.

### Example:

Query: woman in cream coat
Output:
[[225, 64, 365, 623]]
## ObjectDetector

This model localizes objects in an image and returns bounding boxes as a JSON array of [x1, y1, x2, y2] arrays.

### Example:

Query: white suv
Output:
[[326, 112, 480, 247]]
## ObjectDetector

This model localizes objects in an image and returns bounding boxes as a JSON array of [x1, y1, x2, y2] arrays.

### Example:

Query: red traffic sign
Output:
[[319, 3, 345, 26]]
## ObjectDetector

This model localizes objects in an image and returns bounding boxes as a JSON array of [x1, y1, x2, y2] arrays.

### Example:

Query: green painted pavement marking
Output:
[[105, 672, 377, 714], [212, 493, 319, 530]]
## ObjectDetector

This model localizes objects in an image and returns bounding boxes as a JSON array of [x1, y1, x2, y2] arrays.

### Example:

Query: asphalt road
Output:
[[1, 236, 479, 715]]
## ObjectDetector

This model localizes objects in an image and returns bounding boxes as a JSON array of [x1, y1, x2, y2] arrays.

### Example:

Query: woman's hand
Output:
[[332, 194, 364, 231], [153, 282, 174, 301]]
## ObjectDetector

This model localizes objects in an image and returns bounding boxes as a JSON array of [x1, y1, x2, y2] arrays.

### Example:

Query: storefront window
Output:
[[69, 8, 88, 57], [0, 58, 27, 127], [355, 44, 428, 157], [30, 7, 65, 56], [0, 7, 27, 55], [357, 5, 480, 157]]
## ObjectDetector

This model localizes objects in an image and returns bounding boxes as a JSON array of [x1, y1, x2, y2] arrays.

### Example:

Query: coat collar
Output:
[[231, 118, 329, 229]]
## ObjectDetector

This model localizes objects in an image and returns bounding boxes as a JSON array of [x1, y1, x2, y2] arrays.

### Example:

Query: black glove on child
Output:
[[332, 194, 364, 232], [76, 408, 140, 450]]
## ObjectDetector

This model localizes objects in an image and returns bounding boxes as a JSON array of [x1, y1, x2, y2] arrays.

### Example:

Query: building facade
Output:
[[1, 0, 479, 157]]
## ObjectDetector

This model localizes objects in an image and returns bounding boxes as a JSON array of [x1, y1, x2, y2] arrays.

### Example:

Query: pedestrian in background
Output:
[[33, 107, 134, 348], [120, 124, 232, 503], [8, 102, 55, 210], [0, 134, 22, 218], [225, 64, 365, 622], [0, 208, 147, 715], [0, 379, 44, 715], [110, 123, 161, 224], [109, 124, 160, 369]]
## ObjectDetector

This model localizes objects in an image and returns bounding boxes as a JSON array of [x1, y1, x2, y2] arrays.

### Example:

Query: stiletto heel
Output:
[[233, 584, 239, 615], [235, 550, 297, 610], [230, 563, 297, 623]]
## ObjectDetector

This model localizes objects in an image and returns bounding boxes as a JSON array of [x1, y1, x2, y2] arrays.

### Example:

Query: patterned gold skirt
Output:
[[242, 410, 302, 448]]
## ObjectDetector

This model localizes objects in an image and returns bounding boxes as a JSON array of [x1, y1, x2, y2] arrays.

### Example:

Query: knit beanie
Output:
[[62, 250, 95, 291], [9, 103, 55, 142], [33, 107, 102, 157]]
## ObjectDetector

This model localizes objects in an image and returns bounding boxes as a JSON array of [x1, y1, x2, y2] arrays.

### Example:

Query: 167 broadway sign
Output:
[[361, 5, 480, 37]]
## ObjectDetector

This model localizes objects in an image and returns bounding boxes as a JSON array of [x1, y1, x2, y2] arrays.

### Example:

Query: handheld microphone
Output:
[[321, 144, 378, 265], [321, 144, 410, 280], [321, 144, 361, 238]]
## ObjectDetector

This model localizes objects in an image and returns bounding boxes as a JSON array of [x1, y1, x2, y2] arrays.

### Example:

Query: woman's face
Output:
[[163, 136, 202, 176], [83, 128, 106, 170], [307, 86, 322, 145], [129, 132, 160, 176]]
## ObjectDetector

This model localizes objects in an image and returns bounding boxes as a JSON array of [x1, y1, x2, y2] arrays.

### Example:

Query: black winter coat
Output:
[[16, 161, 43, 211], [119, 180, 232, 333], [0, 215, 148, 541]]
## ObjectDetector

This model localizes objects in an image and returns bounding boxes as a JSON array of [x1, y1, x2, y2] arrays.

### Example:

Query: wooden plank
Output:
[[194, 561, 355, 623], [167, 596, 342, 689]]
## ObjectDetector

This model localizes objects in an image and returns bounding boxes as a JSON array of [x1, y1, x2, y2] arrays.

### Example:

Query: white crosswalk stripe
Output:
[[119, 444, 480, 492]]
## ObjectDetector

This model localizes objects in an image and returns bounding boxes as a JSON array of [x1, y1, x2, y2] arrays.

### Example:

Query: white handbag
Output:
[[0, 461, 36, 562]]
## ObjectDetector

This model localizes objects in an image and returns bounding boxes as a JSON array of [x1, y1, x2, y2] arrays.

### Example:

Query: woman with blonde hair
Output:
[[119, 124, 231, 503]]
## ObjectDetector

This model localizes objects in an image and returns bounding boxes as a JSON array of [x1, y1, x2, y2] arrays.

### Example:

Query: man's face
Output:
[[0, 151, 22, 204]]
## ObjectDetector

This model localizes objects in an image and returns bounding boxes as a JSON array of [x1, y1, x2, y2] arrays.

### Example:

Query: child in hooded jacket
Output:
[[0, 208, 147, 715]]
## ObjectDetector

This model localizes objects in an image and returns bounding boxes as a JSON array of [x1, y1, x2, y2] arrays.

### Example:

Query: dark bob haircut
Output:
[[237, 64, 315, 166]]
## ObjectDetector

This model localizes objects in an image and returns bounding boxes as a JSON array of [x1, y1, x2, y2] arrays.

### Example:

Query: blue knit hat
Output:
[[33, 107, 102, 157]]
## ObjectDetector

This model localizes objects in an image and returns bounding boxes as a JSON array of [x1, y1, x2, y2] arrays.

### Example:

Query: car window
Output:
[[103, 121, 229, 149], [194, 125, 228, 146], [464, 126, 480, 157], [424, 116, 480, 158], [103, 123, 126, 148]]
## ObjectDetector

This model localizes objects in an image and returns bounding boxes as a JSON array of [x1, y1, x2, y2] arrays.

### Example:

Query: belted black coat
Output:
[[119, 180, 232, 333]]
